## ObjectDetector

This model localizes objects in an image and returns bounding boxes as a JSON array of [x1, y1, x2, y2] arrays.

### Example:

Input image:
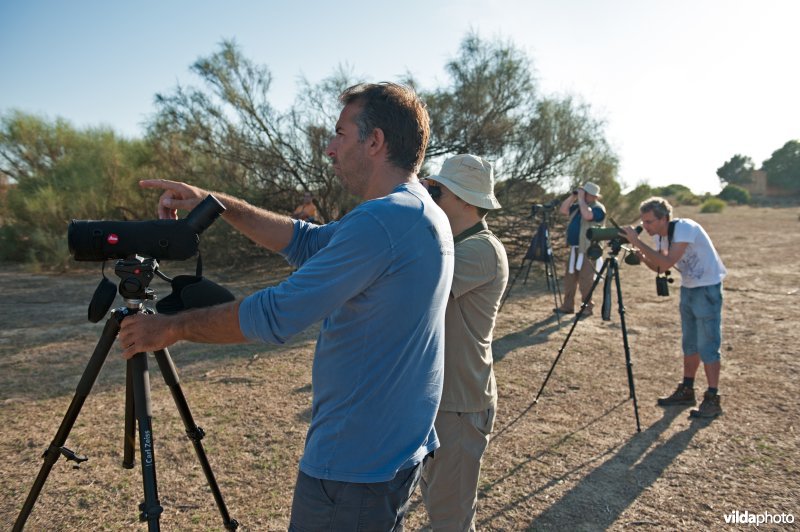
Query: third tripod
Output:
[[531, 238, 641, 433]]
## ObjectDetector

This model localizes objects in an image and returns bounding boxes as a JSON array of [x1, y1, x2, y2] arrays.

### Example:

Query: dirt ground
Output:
[[1, 204, 798, 531]]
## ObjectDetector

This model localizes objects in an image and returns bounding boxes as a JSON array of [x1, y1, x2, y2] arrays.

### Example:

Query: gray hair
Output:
[[639, 196, 673, 220]]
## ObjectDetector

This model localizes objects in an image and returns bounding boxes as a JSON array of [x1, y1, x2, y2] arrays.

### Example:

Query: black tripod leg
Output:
[[153, 348, 239, 530], [13, 312, 122, 532], [129, 352, 163, 531], [531, 259, 609, 406], [602, 263, 613, 321], [548, 254, 563, 308], [499, 259, 528, 311], [612, 261, 642, 432], [123, 359, 136, 468]]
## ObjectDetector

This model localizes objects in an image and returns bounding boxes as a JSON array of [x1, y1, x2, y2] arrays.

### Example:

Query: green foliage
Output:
[[611, 183, 654, 224], [700, 197, 726, 213], [651, 183, 691, 197], [718, 184, 751, 204], [0, 111, 156, 267], [762, 140, 800, 192], [1, 32, 623, 268], [420, 32, 618, 240], [674, 190, 701, 205], [717, 154, 754, 186], [649, 183, 700, 206]]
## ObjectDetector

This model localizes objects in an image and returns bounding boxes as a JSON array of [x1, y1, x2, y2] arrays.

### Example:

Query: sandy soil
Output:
[[1, 205, 798, 531]]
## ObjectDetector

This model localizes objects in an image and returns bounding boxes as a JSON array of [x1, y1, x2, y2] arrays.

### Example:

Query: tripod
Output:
[[500, 206, 562, 315], [14, 257, 239, 531], [530, 240, 641, 433]]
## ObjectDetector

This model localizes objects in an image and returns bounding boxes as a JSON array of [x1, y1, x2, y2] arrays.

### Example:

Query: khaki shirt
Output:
[[439, 226, 509, 412]]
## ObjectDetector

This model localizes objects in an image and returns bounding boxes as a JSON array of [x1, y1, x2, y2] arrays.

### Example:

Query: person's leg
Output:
[[690, 283, 724, 418], [289, 463, 424, 531], [658, 286, 702, 406], [421, 408, 494, 532], [577, 257, 597, 313], [683, 353, 701, 380], [704, 361, 720, 389], [559, 252, 578, 313]]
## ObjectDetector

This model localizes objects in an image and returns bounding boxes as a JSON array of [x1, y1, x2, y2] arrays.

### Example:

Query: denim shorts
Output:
[[679, 283, 723, 363]]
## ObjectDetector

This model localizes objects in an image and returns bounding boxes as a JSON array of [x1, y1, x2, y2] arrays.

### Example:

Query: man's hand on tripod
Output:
[[119, 313, 179, 359], [119, 302, 247, 359]]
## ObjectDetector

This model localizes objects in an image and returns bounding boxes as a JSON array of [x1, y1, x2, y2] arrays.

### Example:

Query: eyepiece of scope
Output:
[[185, 194, 226, 233]]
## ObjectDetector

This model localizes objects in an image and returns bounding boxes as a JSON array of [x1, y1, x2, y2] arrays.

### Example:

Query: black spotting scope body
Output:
[[586, 225, 642, 243], [68, 195, 225, 261]]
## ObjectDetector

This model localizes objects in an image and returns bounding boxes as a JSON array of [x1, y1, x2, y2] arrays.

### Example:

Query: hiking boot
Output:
[[690, 392, 723, 418], [657, 384, 696, 406]]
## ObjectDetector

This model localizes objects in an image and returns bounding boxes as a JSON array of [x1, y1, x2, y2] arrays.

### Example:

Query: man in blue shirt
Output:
[[120, 83, 455, 529], [555, 182, 606, 317]]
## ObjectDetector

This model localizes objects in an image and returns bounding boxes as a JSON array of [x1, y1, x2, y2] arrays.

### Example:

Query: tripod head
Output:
[[115, 256, 160, 304]]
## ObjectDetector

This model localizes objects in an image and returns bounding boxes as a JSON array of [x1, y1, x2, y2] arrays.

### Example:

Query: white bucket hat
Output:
[[427, 154, 502, 210], [581, 182, 602, 197]]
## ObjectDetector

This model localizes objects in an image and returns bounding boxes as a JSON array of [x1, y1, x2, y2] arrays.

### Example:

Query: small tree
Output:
[[718, 184, 751, 204], [762, 140, 800, 193], [700, 197, 726, 213], [716, 154, 754, 186]]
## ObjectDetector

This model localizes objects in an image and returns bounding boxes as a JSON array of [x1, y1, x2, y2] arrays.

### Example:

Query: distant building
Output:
[[740, 169, 790, 197]]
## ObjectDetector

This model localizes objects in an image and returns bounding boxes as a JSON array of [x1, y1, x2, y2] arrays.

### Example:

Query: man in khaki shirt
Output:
[[421, 154, 509, 531]]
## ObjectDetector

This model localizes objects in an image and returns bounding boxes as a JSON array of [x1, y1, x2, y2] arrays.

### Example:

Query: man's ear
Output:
[[367, 127, 386, 155]]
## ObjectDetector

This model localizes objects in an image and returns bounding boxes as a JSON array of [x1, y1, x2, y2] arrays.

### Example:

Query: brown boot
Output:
[[690, 392, 722, 418], [657, 383, 696, 406]]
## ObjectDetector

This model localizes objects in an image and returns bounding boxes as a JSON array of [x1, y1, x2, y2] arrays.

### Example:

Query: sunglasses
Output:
[[427, 184, 442, 202]]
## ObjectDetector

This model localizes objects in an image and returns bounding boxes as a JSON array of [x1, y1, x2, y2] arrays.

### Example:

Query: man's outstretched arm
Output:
[[140, 179, 296, 252]]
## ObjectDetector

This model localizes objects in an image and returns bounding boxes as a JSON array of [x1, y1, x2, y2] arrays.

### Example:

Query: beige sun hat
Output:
[[427, 154, 502, 210], [581, 182, 602, 197]]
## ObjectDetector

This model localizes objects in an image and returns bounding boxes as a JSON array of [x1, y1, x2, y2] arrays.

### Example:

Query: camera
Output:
[[68, 195, 225, 261], [656, 271, 673, 296]]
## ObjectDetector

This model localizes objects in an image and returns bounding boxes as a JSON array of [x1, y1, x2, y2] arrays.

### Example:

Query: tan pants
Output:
[[420, 408, 495, 532], [560, 249, 597, 313]]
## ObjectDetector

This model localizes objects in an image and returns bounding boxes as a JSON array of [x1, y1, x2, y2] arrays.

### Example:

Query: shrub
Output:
[[700, 197, 726, 213], [718, 184, 751, 204], [674, 190, 701, 205]]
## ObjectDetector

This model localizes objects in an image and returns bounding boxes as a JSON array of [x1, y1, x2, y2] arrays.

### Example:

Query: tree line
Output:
[[0, 32, 752, 270], [717, 141, 800, 193]]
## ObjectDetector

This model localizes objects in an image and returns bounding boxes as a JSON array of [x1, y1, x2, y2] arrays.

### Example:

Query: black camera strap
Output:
[[454, 220, 488, 244], [667, 220, 676, 249]]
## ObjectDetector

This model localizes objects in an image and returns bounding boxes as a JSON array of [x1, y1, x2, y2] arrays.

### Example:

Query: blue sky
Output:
[[2, 0, 798, 194]]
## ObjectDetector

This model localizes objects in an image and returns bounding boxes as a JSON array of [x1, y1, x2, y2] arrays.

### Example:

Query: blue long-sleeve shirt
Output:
[[239, 182, 454, 482]]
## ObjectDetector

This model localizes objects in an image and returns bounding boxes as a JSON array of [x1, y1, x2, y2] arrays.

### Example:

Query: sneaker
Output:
[[690, 392, 723, 418], [553, 307, 574, 315], [657, 384, 696, 406]]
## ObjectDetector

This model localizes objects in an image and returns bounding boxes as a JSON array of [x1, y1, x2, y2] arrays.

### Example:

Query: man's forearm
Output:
[[175, 300, 248, 344], [213, 192, 296, 252]]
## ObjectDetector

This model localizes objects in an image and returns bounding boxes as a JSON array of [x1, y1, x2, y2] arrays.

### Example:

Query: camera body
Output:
[[656, 271, 673, 296]]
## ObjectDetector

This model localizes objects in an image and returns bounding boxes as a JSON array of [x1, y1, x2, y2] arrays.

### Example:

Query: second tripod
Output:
[[500, 202, 562, 314]]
